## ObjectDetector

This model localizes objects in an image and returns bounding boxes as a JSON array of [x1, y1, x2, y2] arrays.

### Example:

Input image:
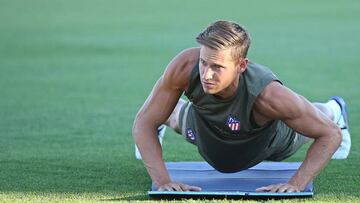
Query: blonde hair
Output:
[[196, 20, 251, 63]]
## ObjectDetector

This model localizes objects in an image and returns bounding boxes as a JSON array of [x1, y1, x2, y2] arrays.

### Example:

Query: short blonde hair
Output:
[[196, 20, 251, 63]]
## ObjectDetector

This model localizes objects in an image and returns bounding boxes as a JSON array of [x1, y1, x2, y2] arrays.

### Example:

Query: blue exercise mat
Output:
[[148, 161, 313, 199]]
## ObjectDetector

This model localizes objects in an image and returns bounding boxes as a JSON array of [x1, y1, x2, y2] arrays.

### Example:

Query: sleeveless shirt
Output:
[[184, 60, 288, 173]]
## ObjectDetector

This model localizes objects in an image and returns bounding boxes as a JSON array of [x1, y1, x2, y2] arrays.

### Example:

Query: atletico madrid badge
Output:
[[186, 128, 196, 141], [227, 115, 241, 131]]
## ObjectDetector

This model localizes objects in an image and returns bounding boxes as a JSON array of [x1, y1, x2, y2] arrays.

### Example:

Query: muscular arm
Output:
[[253, 82, 341, 192], [132, 48, 199, 189]]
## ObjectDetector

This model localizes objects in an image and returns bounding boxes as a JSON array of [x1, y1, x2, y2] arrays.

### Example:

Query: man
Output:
[[132, 20, 351, 193]]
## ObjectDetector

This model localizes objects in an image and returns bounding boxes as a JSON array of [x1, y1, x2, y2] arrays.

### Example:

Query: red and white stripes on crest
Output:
[[227, 116, 241, 131]]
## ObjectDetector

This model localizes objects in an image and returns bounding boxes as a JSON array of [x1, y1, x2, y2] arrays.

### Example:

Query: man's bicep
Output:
[[254, 82, 304, 122], [256, 83, 333, 139]]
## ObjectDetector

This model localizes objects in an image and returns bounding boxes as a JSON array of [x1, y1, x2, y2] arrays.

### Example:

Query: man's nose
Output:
[[204, 67, 214, 81]]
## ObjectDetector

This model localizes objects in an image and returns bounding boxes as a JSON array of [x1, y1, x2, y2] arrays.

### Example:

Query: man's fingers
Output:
[[256, 183, 301, 193], [256, 185, 272, 192], [171, 183, 183, 191], [189, 185, 202, 191], [158, 183, 179, 191], [186, 185, 202, 191], [277, 185, 288, 193], [166, 185, 175, 191], [286, 187, 300, 193], [179, 183, 202, 192], [179, 184, 190, 191], [285, 187, 295, 193], [158, 182, 201, 192], [270, 184, 281, 192], [158, 185, 174, 191]]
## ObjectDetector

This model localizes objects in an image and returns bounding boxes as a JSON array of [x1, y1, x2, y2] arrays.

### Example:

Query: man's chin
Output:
[[202, 87, 218, 95]]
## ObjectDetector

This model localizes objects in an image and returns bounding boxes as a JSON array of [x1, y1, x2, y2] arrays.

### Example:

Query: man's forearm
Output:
[[133, 124, 172, 188], [288, 132, 341, 190]]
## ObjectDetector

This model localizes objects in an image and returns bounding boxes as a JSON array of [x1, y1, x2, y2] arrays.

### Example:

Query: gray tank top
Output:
[[184, 60, 283, 172]]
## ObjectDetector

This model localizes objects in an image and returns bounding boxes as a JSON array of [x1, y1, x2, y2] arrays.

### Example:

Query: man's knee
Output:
[[165, 99, 186, 133]]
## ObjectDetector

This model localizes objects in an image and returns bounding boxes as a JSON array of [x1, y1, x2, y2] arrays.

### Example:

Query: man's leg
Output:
[[165, 99, 197, 145], [312, 97, 351, 159], [313, 103, 334, 121], [164, 98, 186, 134], [307, 102, 335, 145]]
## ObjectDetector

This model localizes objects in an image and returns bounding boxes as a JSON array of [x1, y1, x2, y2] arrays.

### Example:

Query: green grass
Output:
[[0, 0, 359, 202]]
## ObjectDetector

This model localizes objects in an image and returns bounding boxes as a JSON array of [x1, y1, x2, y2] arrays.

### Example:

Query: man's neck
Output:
[[214, 75, 240, 100]]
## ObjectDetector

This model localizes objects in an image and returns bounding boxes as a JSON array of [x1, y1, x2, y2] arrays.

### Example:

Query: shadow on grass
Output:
[[100, 194, 148, 201]]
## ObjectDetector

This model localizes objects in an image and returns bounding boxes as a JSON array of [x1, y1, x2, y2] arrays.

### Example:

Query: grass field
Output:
[[0, 0, 359, 202]]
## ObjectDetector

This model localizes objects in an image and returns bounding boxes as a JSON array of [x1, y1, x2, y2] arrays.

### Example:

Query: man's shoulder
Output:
[[163, 47, 200, 91], [246, 61, 274, 75], [180, 47, 200, 58], [257, 81, 284, 103], [244, 60, 281, 96], [173, 47, 200, 71]]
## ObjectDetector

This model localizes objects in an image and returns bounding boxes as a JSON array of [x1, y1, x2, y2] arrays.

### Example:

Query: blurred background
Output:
[[0, 0, 359, 201]]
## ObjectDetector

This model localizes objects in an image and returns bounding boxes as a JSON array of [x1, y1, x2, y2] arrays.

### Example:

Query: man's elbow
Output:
[[132, 113, 143, 140], [132, 113, 154, 140], [332, 125, 342, 149]]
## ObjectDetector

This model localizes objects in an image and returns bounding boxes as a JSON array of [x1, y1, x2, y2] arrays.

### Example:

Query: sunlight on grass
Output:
[[0, 0, 359, 202]]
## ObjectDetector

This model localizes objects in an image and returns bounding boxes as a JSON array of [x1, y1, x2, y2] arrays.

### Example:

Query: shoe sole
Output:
[[330, 96, 349, 130]]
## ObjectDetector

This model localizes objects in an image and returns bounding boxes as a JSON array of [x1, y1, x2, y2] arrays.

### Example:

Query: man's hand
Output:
[[256, 183, 300, 193], [158, 182, 202, 192]]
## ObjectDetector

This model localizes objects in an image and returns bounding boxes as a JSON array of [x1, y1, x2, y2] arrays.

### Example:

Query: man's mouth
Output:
[[202, 81, 216, 88]]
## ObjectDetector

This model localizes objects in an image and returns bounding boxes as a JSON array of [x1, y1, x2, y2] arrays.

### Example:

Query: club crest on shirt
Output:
[[227, 115, 241, 131], [186, 128, 196, 141]]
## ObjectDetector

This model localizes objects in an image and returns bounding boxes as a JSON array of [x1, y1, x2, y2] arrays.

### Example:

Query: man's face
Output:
[[199, 45, 247, 97]]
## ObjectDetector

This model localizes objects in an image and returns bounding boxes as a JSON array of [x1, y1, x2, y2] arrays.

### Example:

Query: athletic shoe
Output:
[[330, 96, 351, 159], [135, 125, 166, 160]]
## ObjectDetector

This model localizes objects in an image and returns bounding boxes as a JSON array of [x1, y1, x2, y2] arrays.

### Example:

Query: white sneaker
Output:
[[135, 125, 166, 160], [330, 96, 351, 159]]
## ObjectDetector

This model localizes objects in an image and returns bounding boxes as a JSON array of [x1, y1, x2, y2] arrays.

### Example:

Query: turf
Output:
[[0, 0, 359, 202]]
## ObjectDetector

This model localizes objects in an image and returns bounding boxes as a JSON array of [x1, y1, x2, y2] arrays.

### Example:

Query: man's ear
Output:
[[237, 58, 249, 73]]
